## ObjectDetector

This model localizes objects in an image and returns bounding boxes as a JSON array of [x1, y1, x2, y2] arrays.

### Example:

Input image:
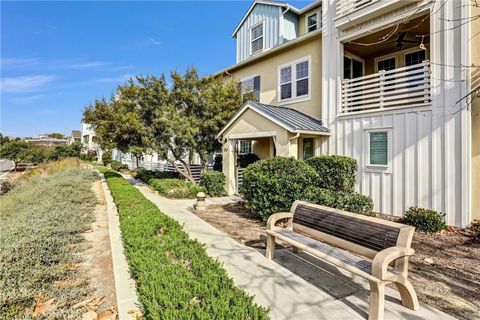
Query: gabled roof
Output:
[[232, 0, 322, 37], [217, 101, 330, 138], [232, 1, 299, 38]]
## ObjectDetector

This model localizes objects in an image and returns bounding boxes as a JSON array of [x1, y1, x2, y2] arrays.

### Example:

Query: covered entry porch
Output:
[[217, 101, 330, 195]]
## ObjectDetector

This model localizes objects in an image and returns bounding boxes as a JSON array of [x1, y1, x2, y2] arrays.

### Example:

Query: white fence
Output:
[[341, 61, 431, 114]]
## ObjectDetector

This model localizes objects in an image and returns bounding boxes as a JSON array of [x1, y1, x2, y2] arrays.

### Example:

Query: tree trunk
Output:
[[168, 159, 197, 185]]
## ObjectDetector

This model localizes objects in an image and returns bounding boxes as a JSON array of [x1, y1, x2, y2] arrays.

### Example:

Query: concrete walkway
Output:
[[126, 177, 455, 320]]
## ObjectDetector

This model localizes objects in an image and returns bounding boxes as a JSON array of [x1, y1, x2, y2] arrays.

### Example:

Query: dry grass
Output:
[[0, 168, 98, 319]]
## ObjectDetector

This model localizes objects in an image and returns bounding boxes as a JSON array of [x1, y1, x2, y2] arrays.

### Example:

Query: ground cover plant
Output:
[[135, 169, 203, 199], [0, 168, 98, 318], [100, 169, 269, 319]]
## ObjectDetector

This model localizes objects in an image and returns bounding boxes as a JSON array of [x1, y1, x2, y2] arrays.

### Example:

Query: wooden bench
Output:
[[265, 201, 418, 320]]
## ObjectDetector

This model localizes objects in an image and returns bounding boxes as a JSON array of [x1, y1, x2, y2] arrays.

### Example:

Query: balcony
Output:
[[335, 0, 421, 30], [341, 61, 431, 114]]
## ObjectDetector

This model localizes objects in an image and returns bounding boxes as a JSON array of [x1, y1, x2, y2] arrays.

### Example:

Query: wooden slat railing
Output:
[[341, 61, 431, 114], [336, 0, 377, 18]]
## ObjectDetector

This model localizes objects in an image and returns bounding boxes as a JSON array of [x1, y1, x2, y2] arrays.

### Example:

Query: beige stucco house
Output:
[[217, 0, 479, 227]]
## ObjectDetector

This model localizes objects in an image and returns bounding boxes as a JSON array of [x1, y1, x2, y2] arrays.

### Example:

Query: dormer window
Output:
[[250, 22, 264, 55], [307, 12, 318, 32]]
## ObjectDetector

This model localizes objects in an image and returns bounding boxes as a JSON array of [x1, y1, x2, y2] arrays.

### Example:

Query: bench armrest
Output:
[[267, 212, 293, 230], [372, 246, 415, 280]]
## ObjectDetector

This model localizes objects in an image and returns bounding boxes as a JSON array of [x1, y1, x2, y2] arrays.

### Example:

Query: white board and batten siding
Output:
[[321, 0, 473, 227], [236, 4, 281, 63]]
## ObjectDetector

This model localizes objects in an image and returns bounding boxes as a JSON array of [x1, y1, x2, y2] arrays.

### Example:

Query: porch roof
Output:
[[217, 101, 331, 139]]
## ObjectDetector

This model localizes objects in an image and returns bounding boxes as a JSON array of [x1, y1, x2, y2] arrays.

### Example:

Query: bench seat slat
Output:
[[273, 229, 373, 275], [293, 204, 400, 252]]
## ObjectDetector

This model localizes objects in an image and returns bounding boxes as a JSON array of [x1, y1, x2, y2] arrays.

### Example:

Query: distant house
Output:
[[216, 0, 479, 227], [67, 130, 81, 145], [27, 135, 67, 147], [81, 122, 103, 159]]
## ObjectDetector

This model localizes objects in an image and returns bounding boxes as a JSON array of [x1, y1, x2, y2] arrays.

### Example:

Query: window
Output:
[[306, 13, 318, 33], [377, 57, 396, 71], [405, 50, 426, 66], [240, 76, 260, 101], [344, 56, 363, 79], [279, 57, 310, 102], [250, 22, 264, 55], [280, 66, 292, 100], [369, 132, 388, 165], [239, 140, 252, 154], [302, 138, 314, 160]]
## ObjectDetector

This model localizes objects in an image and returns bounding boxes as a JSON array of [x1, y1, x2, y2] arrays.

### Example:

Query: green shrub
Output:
[[237, 153, 260, 168], [242, 157, 319, 221], [100, 169, 269, 319], [336, 192, 374, 216], [200, 171, 225, 197], [468, 219, 480, 242], [135, 169, 181, 183], [102, 149, 112, 166], [402, 206, 447, 233], [301, 186, 374, 216], [305, 155, 357, 192], [110, 160, 128, 171], [150, 178, 204, 199]]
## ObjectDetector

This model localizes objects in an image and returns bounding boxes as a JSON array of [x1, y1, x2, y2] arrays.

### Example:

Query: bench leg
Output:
[[266, 234, 275, 259], [292, 246, 303, 254], [395, 279, 419, 310], [368, 281, 385, 320]]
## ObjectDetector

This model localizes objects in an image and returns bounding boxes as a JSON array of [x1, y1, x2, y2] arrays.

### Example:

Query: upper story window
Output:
[[306, 12, 318, 32], [377, 57, 396, 71], [240, 75, 260, 101], [250, 22, 264, 55], [279, 57, 310, 102]]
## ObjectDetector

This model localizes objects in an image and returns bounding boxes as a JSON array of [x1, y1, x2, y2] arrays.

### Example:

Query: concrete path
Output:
[[125, 176, 455, 320]]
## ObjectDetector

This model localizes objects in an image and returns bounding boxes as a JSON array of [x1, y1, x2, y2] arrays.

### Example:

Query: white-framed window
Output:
[[250, 21, 264, 55], [376, 57, 396, 72], [365, 128, 392, 172], [239, 75, 260, 101], [302, 138, 314, 160], [239, 140, 252, 154], [306, 12, 319, 33], [278, 56, 311, 103]]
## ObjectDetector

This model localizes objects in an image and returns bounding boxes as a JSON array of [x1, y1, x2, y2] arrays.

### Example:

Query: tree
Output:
[[47, 133, 65, 139], [82, 68, 244, 184], [48, 142, 82, 160], [0, 140, 46, 169]]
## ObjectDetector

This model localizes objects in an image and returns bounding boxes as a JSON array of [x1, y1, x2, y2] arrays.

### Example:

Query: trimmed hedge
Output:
[[401, 206, 446, 233], [200, 171, 225, 197], [100, 169, 269, 319], [110, 160, 128, 171], [136, 169, 182, 183], [305, 156, 357, 192], [242, 157, 319, 221], [302, 186, 374, 216]]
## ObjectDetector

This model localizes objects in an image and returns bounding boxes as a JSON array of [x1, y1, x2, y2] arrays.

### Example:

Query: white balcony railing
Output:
[[336, 0, 376, 18], [341, 61, 431, 114]]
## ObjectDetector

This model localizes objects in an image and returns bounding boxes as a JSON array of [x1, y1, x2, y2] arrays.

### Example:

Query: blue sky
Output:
[[1, 0, 312, 137]]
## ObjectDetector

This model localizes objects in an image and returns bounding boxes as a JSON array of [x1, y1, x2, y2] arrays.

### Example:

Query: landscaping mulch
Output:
[[194, 201, 480, 320]]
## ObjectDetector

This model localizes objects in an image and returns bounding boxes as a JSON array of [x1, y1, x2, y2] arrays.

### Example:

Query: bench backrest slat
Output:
[[291, 202, 411, 258]]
